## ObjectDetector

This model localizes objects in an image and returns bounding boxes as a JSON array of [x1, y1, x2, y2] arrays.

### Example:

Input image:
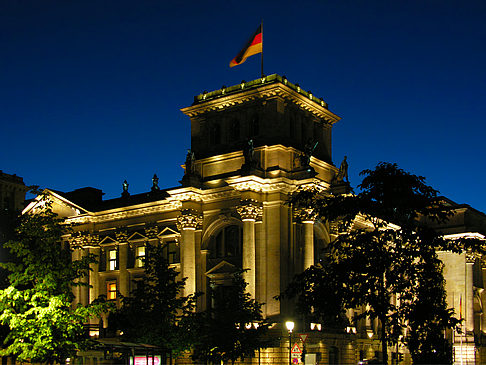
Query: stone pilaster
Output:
[[177, 209, 202, 297], [89, 246, 100, 303], [237, 199, 263, 298], [115, 230, 129, 298]]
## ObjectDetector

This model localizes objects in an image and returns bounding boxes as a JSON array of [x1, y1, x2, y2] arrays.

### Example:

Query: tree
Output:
[[109, 241, 198, 359], [191, 271, 269, 365], [286, 162, 480, 364], [0, 199, 111, 364]]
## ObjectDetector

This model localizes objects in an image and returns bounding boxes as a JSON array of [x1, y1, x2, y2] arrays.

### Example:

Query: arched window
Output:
[[209, 225, 242, 266], [209, 123, 221, 145]]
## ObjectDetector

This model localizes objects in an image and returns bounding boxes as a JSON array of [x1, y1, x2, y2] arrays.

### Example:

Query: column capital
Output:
[[177, 209, 203, 230], [236, 199, 263, 222], [466, 251, 478, 264], [294, 207, 317, 223], [115, 230, 128, 243], [144, 225, 159, 239]]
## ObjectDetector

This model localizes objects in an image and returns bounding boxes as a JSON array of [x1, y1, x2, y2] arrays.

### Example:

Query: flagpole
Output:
[[261, 19, 264, 78]]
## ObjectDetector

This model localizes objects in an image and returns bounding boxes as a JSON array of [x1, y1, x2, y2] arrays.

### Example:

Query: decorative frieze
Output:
[[70, 232, 100, 247], [237, 199, 263, 222], [177, 209, 203, 230]]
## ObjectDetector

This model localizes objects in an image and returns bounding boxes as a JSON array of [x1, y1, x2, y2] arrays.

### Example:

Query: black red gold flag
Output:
[[229, 25, 263, 68]]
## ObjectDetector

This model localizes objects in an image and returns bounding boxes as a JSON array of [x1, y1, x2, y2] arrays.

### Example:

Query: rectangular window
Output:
[[108, 249, 117, 271], [107, 281, 117, 300], [162, 241, 180, 264], [135, 246, 145, 268]]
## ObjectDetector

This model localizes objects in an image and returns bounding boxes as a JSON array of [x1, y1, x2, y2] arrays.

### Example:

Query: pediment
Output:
[[23, 189, 89, 218], [205, 260, 238, 276], [99, 236, 117, 245], [158, 226, 178, 237], [128, 232, 147, 242]]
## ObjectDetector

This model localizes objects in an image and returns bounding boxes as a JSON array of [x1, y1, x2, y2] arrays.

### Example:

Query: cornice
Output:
[[181, 80, 340, 124], [65, 176, 331, 225], [65, 200, 181, 225]]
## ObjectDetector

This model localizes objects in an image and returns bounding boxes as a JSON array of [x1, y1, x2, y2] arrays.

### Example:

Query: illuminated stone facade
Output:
[[23, 75, 486, 365]]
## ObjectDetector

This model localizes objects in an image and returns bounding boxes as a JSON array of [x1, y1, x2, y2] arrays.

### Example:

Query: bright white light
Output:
[[285, 321, 294, 332]]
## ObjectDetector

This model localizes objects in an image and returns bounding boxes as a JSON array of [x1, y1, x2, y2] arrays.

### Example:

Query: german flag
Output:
[[229, 25, 263, 68]]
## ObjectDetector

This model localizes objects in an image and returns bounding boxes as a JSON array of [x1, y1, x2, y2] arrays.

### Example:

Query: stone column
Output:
[[237, 199, 263, 298], [89, 246, 100, 303], [295, 207, 316, 270], [116, 231, 129, 298], [177, 209, 202, 298], [466, 253, 475, 332]]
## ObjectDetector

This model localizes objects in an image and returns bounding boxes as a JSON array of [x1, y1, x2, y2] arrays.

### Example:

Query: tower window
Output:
[[209, 124, 221, 145], [250, 115, 259, 137], [230, 119, 240, 141]]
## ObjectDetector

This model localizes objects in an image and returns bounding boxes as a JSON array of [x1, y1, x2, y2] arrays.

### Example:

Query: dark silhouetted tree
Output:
[[110, 241, 198, 359], [285, 162, 481, 364], [191, 271, 269, 365]]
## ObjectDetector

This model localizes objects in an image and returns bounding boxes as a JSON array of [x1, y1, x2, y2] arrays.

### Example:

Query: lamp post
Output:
[[285, 321, 294, 365]]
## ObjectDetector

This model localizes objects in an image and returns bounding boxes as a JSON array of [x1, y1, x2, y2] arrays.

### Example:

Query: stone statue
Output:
[[300, 139, 318, 167], [336, 156, 349, 182], [152, 174, 160, 191], [243, 139, 254, 165], [185, 149, 195, 175]]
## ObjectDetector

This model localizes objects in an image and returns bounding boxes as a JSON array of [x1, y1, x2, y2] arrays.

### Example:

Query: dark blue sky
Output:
[[1, 1, 485, 212]]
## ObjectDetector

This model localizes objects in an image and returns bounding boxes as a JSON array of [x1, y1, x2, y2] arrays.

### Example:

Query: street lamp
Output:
[[285, 321, 294, 365]]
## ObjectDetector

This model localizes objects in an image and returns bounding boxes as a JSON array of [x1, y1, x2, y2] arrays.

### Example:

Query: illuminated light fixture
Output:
[[202, 91, 208, 100], [241, 80, 245, 89], [236, 323, 241, 329], [253, 322, 259, 329], [261, 76, 266, 83], [221, 85, 226, 95], [367, 329, 374, 338], [308, 91, 313, 99], [296, 84, 301, 92], [285, 321, 294, 333], [245, 323, 252, 329], [346, 326, 357, 334], [89, 329, 100, 338], [310, 322, 322, 331], [283, 77, 288, 85]]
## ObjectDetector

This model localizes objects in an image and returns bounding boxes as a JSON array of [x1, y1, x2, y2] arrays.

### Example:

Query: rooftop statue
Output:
[[335, 156, 349, 182], [152, 174, 160, 191]]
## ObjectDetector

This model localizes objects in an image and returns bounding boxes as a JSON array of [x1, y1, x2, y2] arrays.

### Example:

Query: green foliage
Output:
[[0, 198, 111, 363], [110, 241, 198, 356], [191, 271, 269, 364], [287, 162, 478, 365]]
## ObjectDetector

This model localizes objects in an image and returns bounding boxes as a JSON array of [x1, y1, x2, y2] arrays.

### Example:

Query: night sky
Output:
[[1, 1, 485, 212]]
